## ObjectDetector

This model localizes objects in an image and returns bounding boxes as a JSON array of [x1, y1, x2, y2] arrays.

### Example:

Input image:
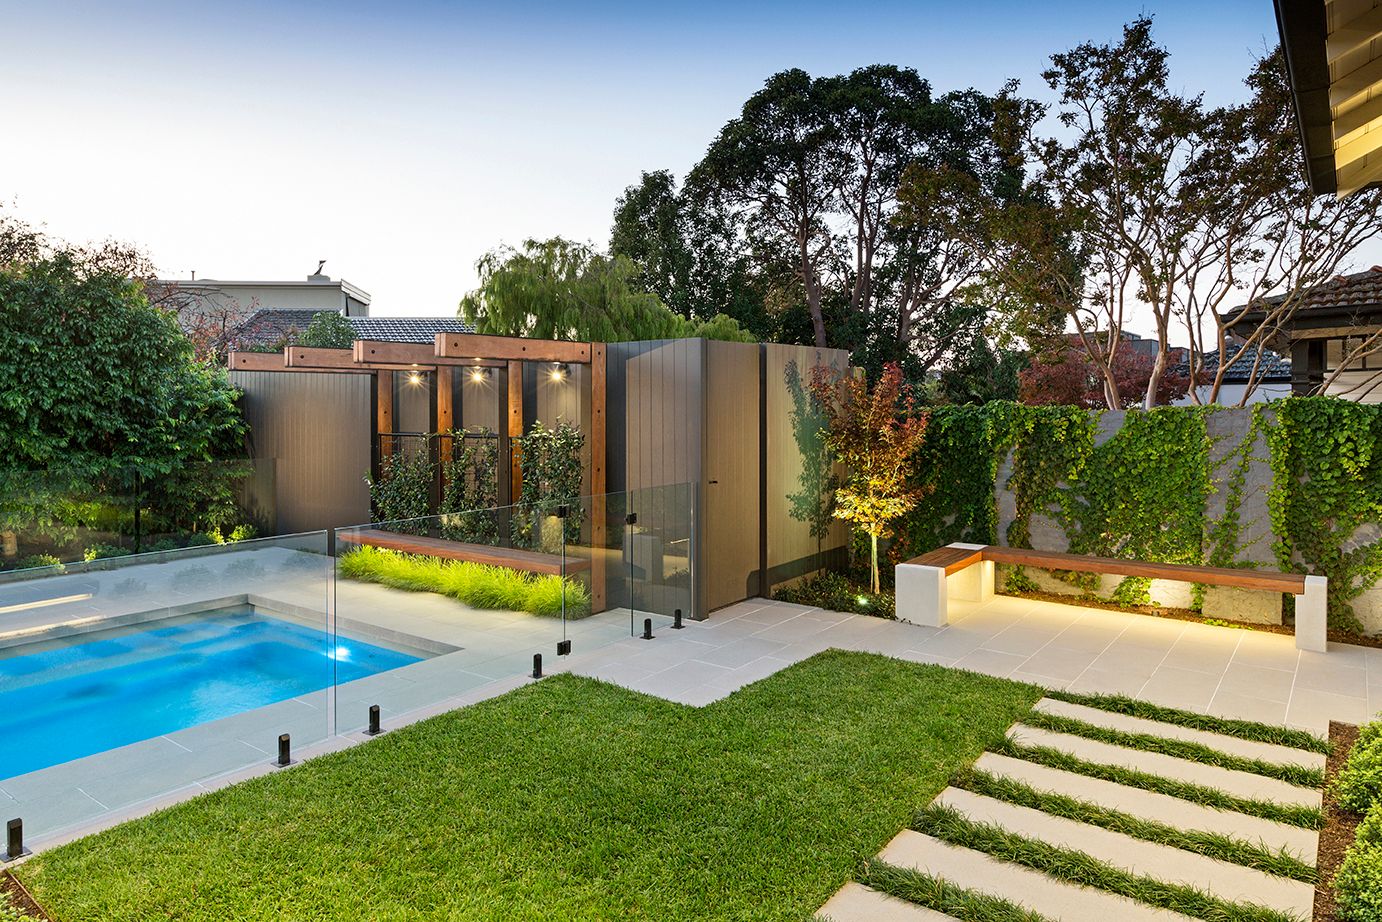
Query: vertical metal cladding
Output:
[[231, 370, 373, 532]]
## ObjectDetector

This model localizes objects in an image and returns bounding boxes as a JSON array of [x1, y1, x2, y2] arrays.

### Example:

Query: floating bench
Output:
[[337, 529, 590, 576], [895, 543, 1328, 652]]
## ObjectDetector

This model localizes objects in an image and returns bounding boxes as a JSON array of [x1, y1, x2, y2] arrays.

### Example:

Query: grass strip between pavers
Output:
[[1047, 691, 1330, 755], [913, 803, 1303, 922], [954, 768, 1318, 883], [1021, 711, 1326, 789], [992, 738, 1324, 830], [859, 858, 1054, 922]]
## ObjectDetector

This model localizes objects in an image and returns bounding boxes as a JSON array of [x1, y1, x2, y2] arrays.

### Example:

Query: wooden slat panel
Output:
[[902, 546, 984, 575], [436, 332, 592, 364], [981, 546, 1307, 593], [338, 529, 589, 575]]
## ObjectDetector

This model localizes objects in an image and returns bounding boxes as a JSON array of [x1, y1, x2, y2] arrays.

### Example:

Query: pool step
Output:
[[932, 786, 1314, 918], [1006, 724, 1321, 807], [973, 751, 1317, 864], [1034, 698, 1325, 770]]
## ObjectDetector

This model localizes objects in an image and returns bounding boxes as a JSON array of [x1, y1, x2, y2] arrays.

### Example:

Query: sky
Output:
[[0, 0, 1314, 332]]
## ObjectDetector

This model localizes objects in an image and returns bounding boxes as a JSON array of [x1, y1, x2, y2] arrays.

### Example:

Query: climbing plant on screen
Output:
[[810, 363, 930, 593], [885, 398, 1380, 631]]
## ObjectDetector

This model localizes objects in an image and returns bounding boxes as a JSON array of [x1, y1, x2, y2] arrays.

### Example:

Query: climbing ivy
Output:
[[366, 449, 433, 532], [1267, 398, 1382, 631], [890, 397, 1381, 631], [512, 420, 586, 552], [1004, 404, 1097, 550], [440, 428, 500, 544], [892, 404, 1007, 562]]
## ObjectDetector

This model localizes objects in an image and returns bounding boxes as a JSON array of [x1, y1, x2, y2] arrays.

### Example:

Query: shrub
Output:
[[83, 543, 131, 562], [1337, 804, 1382, 921], [228, 524, 257, 543], [338, 546, 590, 618], [148, 537, 182, 552], [16, 553, 64, 573], [773, 570, 895, 619], [1336, 721, 1382, 814]]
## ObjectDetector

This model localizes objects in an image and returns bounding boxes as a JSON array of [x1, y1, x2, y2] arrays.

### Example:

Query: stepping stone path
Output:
[[817, 697, 1325, 922]]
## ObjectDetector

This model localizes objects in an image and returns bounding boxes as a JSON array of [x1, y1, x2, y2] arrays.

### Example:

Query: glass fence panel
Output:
[[0, 531, 331, 846], [332, 504, 571, 735]]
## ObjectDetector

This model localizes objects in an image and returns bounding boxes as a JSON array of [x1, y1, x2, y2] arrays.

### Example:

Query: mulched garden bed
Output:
[[1314, 720, 1362, 922], [2, 870, 52, 921], [1002, 589, 1382, 650]]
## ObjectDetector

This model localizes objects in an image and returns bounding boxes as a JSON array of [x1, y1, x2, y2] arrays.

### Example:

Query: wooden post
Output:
[[436, 365, 454, 496], [377, 370, 394, 460], [591, 343, 607, 613], [507, 360, 524, 503]]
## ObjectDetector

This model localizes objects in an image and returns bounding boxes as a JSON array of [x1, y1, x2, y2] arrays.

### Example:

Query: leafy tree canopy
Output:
[[298, 310, 356, 349], [0, 216, 245, 484], [459, 237, 755, 343]]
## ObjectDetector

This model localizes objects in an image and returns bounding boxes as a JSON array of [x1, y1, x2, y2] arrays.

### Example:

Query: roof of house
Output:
[[229, 309, 476, 349], [1189, 345, 1293, 383], [347, 316, 477, 344], [1225, 266, 1382, 325]]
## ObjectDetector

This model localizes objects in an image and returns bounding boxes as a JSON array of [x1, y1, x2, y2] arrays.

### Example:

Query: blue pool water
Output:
[[0, 608, 421, 778]]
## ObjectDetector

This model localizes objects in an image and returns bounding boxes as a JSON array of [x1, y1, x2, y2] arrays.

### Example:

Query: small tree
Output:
[[297, 311, 355, 349], [784, 360, 838, 574], [809, 363, 929, 592]]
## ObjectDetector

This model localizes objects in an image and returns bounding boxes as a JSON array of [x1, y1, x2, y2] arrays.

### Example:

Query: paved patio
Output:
[[562, 593, 1382, 734]]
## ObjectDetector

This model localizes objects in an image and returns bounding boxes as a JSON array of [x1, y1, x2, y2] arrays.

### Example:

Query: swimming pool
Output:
[[0, 607, 421, 778]]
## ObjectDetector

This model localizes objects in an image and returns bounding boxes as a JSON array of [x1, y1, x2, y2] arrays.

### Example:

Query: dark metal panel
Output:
[[763, 344, 853, 591], [230, 370, 373, 533]]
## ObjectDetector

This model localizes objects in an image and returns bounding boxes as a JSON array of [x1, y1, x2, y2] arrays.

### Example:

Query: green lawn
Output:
[[19, 651, 1040, 922]]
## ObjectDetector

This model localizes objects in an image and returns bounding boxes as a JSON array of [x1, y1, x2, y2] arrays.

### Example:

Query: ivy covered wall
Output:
[[893, 398, 1382, 633]]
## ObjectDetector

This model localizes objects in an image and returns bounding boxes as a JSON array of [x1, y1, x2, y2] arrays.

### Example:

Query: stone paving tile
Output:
[[1286, 687, 1372, 732], [980, 623, 1064, 657], [951, 648, 1031, 678], [1063, 665, 1153, 697], [1217, 662, 1297, 703], [1013, 645, 1099, 682], [1206, 690, 1290, 727], [1135, 668, 1222, 713]]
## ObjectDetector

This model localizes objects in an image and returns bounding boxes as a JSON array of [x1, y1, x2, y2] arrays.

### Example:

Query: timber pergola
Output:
[[227, 333, 610, 611]]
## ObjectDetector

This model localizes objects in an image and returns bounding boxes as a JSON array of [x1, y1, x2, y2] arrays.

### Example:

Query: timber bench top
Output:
[[338, 528, 590, 576], [902, 544, 1307, 594]]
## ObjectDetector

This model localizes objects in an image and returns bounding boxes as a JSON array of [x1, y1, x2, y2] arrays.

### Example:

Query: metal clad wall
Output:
[[764, 344, 852, 590], [608, 340, 704, 492], [230, 371, 373, 532], [702, 340, 761, 612]]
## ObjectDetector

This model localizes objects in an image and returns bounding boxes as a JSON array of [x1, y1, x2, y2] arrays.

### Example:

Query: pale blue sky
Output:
[[1, 0, 1296, 328]]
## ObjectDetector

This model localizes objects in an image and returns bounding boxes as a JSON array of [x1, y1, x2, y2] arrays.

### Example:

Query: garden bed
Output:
[[15, 652, 1039, 921], [1316, 720, 1363, 922]]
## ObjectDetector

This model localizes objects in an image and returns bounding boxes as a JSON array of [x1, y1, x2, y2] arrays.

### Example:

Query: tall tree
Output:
[[610, 171, 771, 338], [459, 237, 754, 343], [690, 69, 844, 348]]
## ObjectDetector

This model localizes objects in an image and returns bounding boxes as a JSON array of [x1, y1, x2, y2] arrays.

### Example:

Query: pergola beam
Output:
[[435, 332, 592, 364], [353, 340, 506, 368]]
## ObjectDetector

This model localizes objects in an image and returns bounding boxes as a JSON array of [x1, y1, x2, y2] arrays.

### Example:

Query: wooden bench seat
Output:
[[338, 528, 590, 576], [896, 543, 1326, 652]]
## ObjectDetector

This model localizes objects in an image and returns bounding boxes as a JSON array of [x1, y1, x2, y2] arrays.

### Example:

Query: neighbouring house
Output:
[[1221, 266, 1382, 403], [1173, 344, 1294, 406], [1274, 0, 1382, 195], [230, 310, 477, 350]]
